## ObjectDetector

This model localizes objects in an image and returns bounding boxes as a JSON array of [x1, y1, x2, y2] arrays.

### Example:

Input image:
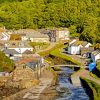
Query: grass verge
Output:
[[81, 77, 100, 100]]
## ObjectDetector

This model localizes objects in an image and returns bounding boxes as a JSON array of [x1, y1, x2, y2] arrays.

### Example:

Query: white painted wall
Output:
[[8, 47, 33, 53], [58, 30, 69, 40], [1, 32, 10, 40], [21, 36, 28, 41], [91, 53, 100, 62], [68, 46, 81, 54]]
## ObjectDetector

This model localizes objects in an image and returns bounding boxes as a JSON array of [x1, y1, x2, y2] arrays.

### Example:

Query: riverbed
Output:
[[39, 67, 89, 100]]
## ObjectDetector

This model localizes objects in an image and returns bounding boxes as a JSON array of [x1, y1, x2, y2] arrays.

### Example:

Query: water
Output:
[[55, 67, 89, 100]]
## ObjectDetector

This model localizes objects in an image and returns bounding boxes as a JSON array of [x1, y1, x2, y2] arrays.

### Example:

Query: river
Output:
[[40, 67, 89, 100]]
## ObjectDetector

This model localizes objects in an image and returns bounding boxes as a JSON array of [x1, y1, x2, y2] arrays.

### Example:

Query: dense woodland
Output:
[[0, 0, 100, 43]]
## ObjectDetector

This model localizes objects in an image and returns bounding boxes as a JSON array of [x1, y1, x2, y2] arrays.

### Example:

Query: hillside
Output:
[[0, 0, 100, 43]]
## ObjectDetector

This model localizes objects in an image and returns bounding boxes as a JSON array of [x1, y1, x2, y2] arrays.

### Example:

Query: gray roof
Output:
[[92, 50, 100, 56], [4, 49, 20, 54], [8, 41, 32, 48], [26, 61, 37, 70], [70, 42, 80, 46], [81, 41, 89, 47], [26, 33, 49, 38]]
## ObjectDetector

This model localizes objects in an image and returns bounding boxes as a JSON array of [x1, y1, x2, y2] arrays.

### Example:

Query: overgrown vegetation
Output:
[[0, 51, 14, 72], [81, 77, 100, 100], [96, 62, 100, 71], [29, 42, 50, 52], [0, 0, 100, 43]]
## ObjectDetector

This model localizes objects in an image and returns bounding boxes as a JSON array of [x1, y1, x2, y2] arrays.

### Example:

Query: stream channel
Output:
[[41, 67, 90, 100]]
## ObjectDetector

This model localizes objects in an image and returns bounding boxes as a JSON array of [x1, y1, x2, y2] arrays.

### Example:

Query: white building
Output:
[[6, 41, 33, 54], [68, 43, 81, 55], [81, 41, 92, 48], [4, 49, 22, 60], [21, 32, 49, 43], [57, 28, 70, 40], [91, 50, 100, 62], [0, 32, 11, 41]]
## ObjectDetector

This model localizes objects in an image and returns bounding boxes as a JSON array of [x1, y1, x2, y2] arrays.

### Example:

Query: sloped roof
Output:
[[70, 41, 82, 46], [92, 50, 100, 56], [4, 49, 20, 54], [16, 58, 38, 65], [23, 50, 33, 54], [26, 33, 49, 38], [81, 41, 91, 47]]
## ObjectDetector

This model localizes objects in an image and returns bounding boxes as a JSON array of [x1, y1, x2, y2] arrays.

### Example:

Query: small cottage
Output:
[[4, 49, 22, 60], [56, 28, 70, 41], [7, 41, 33, 54], [68, 42, 81, 54], [21, 31, 49, 43], [91, 50, 100, 62], [81, 41, 92, 48]]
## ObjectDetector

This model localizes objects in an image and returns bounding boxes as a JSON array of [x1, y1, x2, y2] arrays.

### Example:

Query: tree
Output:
[[0, 51, 14, 72]]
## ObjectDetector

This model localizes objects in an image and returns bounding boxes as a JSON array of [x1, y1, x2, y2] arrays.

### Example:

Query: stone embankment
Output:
[[2, 67, 54, 100]]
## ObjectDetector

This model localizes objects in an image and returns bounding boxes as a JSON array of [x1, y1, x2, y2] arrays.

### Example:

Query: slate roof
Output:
[[26, 33, 49, 38], [92, 50, 100, 56], [26, 61, 38, 70], [70, 41, 91, 47], [7, 41, 32, 48], [81, 41, 91, 47], [4, 49, 20, 54], [23, 50, 33, 54], [70, 41, 82, 46]]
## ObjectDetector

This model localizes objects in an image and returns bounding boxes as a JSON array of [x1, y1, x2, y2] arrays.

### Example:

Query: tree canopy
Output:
[[0, 0, 100, 43], [0, 51, 14, 72]]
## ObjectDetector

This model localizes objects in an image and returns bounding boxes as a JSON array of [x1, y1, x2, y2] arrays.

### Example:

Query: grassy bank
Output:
[[96, 62, 100, 71], [81, 77, 100, 100], [50, 49, 81, 66], [39, 42, 81, 66], [39, 43, 63, 56], [50, 44, 81, 66]]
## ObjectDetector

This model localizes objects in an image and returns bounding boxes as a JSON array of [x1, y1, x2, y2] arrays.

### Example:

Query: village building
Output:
[[3, 49, 22, 60], [0, 27, 12, 41], [21, 33, 49, 43], [6, 41, 33, 54], [39, 28, 70, 42], [56, 28, 70, 41], [68, 40, 92, 55], [81, 41, 92, 48], [15, 54, 43, 70], [68, 42, 81, 55], [13, 29, 49, 43], [80, 41, 93, 57], [91, 50, 100, 62], [22, 50, 34, 57]]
